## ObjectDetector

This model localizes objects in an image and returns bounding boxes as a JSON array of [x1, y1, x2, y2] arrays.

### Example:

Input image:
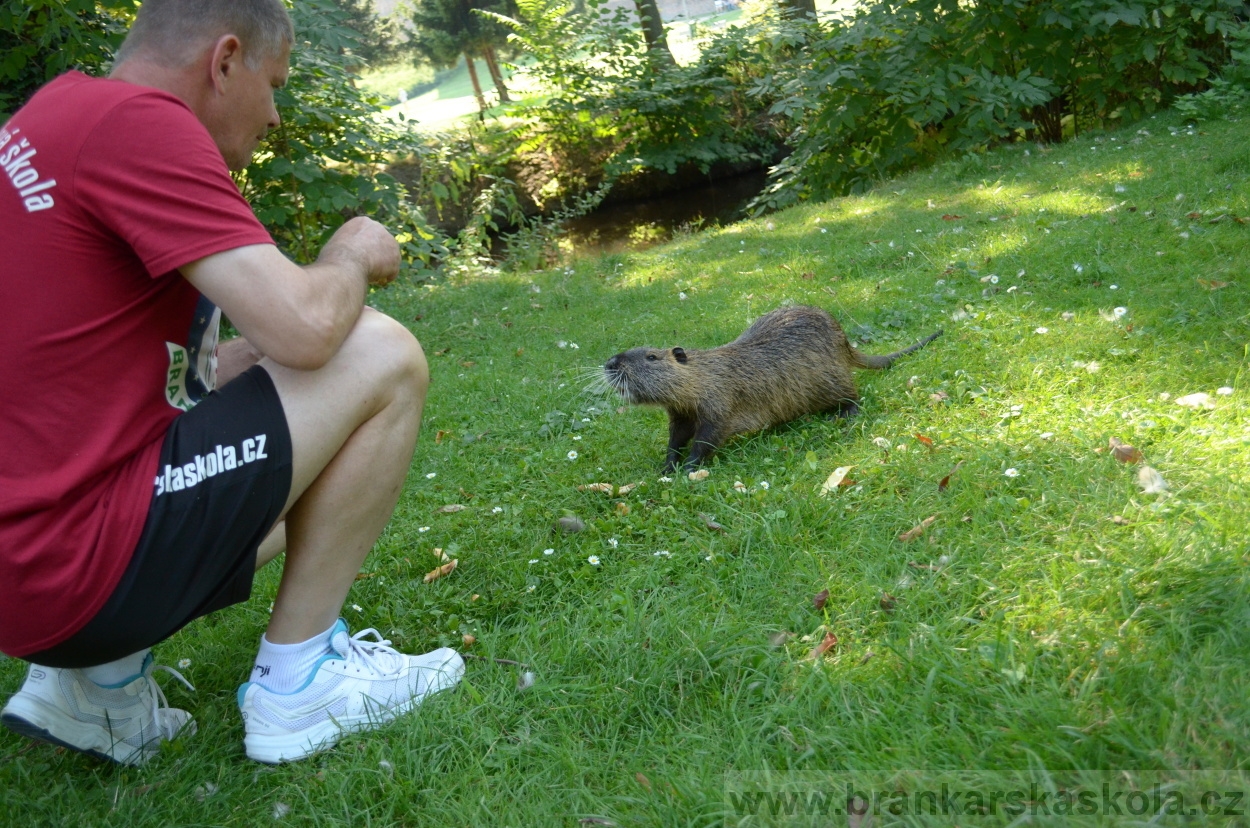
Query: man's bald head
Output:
[[115, 0, 294, 70]]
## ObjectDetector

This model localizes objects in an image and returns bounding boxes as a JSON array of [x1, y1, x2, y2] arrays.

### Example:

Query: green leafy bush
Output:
[[755, 0, 1244, 210], [487, 0, 785, 198], [0, 0, 134, 120], [237, 0, 454, 275]]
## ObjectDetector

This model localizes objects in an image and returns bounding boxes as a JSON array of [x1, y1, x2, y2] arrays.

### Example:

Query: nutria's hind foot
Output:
[[832, 400, 860, 418]]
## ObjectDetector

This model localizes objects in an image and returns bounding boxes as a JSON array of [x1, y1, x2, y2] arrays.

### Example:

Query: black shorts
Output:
[[26, 365, 293, 669]]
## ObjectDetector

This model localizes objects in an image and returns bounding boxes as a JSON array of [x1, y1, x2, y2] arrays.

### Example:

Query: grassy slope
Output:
[[2, 109, 1248, 826]]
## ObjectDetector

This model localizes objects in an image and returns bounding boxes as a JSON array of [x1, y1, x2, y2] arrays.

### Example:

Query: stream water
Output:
[[559, 168, 769, 256]]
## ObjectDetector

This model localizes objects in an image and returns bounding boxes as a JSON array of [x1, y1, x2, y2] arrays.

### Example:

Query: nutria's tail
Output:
[[852, 330, 943, 370]]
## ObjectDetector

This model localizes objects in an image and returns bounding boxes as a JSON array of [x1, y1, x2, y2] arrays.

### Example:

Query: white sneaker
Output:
[[1, 656, 196, 766], [239, 620, 464, 764]]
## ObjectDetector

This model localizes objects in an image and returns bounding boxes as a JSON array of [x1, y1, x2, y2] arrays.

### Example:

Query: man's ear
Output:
[[208, 34, 244, 94]]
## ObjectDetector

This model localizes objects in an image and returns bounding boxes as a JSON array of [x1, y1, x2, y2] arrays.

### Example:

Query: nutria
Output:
[[603, 305, 941, 471]]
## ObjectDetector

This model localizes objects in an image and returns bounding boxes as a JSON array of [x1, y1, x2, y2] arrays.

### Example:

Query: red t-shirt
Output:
[[0, 72, 275, 657]]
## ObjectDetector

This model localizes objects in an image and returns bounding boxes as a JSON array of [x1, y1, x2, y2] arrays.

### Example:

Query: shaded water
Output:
[[560, 169, 769, 256]]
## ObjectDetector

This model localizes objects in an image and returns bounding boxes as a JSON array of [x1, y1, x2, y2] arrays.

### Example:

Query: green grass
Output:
[[3, 109, 1250, 826]]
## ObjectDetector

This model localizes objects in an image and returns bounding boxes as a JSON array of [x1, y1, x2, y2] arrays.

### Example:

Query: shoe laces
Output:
[[141, 664, 195, 738], [336, 629, 405, 678]]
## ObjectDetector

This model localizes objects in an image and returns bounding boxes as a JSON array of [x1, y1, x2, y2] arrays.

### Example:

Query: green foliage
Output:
[[1174, 20, 1250, 120], [490, 0, 783, 197], [0, 0, 134, 119], [408, 0, 516, 68], [237, 0, 451, 275], [754, 0, 1244, 211]]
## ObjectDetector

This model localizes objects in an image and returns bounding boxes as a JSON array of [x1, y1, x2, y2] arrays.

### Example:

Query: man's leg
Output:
[[260, 307, 425, 643], [239, 308, 463, 764]]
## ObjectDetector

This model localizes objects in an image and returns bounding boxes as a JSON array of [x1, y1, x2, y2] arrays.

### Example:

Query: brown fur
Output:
[[603, 305, 941, 471]]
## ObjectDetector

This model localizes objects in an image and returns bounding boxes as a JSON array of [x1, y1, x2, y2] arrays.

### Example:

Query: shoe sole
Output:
[[1, 701, 146, 765], [243, 652, 465, 764]]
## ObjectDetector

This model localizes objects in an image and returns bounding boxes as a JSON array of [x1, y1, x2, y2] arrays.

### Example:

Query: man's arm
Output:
[[181, 217, 400, 371]]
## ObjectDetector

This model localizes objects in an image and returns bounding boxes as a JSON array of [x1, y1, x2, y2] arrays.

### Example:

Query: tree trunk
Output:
[[632, 0, 676, 68], [463, 51, 488, 113], [482, 46, 512, 103]]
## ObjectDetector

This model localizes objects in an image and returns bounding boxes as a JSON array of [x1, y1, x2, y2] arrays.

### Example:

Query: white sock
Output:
[[251, 623, 336, 693], [80, 649, 151, 687]]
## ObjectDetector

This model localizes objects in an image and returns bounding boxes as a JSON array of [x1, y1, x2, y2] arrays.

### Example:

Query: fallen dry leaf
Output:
[[460, 361, 476, 368], [1108, 436, 1143, 464], [698, 513, 727, 533], [937, 460, 964, 492], [688, 469, 710, 481], [819, 466, 855, 496], [1137, 466, 1168, 495], [1197, 278, 1230, 291], [801, 271, 815, 280], [908, 561, 940, 572], [423, 559, 458, 583], [807, 631, 838, 660], [435, 430, 450, 444], [914, 433, 934, 448], [813, 589, 830, 611], [438, 504, 466, 514], [353, 572, 377, 581], [930, 391, 950, 403], [941, 214, 964, 220], [1175, 392, 1215, 410], [1112, 515, 1130, 525], [433, 548, 450, 562], [614, 502, 630, 516], [635, 772, 652, 791], [579, 483, 614, 494], [879, 592, 897, 612], [462, 634, 476, 647], [898, 514, 937, 542]]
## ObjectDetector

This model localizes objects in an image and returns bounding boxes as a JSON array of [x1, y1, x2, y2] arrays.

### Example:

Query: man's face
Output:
[[215, 43, 290, 171]]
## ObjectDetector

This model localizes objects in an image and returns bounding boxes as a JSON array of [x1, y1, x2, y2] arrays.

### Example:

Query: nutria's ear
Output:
[[672, 347, 688, 364]]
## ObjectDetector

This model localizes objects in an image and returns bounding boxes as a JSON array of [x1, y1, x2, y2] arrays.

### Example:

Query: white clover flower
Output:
[[567, 450, 578, 460], [678, 292, 688, 300], [418, 526, 431, 533], [588, 555, 601, 566], [543, 548, 555, 555], [1061, 311, 1075, 321], [526, 584, 536, 592], [1113, 307, 1127, 319], [654, 550, 671, 557], [352, 604, 363, 612], [820, 228, 828, 234], [705, 555, 713, 561], [178, 658, 192, 669], [529, 559, 539, 564], [990, 274, 999, 284], [1035, 327, 1049, 334], [1109, 284, 1119, 290], [426, 472, 436, 479], [557, 340, 568, 349], [658, 476, 673, 483], [1004, 468, 1020, 477], [608, 538, 619, 549], [1073, 263, 1084, 273], [492, 507, 503, 514], [573, 435, 582, 441]]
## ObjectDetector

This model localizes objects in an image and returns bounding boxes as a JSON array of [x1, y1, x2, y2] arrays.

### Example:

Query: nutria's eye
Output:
[[646, 354, 658, 361]]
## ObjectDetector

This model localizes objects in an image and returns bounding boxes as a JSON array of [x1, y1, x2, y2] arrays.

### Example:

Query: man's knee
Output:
[[349, 309, 428, 395]]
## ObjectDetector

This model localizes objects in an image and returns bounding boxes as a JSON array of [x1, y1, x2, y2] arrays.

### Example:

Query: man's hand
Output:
[[318, 217, 401, 288]]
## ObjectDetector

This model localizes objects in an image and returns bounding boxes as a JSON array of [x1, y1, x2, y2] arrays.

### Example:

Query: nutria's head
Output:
[[604, 346, 693, 406]]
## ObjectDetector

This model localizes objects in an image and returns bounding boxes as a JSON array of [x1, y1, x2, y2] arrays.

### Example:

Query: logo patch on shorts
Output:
[[154, 433, 269, 496]]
